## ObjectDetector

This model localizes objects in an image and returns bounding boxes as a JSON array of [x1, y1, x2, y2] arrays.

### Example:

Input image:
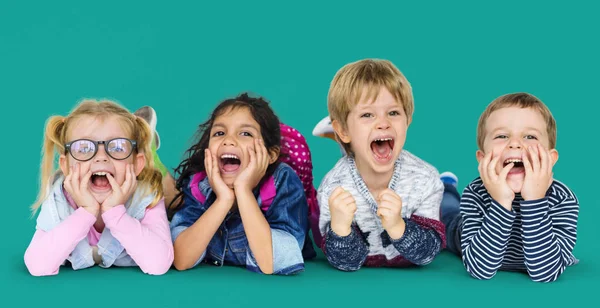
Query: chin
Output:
[[507, 179, 523, 194]]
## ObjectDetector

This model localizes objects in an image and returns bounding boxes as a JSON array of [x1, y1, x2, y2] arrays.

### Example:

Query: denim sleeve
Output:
[[246, 166, 308, 275], [324, 223, 369, 271], [169, 189, 208, 268]]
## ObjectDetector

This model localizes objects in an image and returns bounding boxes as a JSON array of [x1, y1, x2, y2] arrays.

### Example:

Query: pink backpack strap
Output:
[[190, 172, 207, 204], [190, 170, 275, 211], [259, 175, 276, 211]]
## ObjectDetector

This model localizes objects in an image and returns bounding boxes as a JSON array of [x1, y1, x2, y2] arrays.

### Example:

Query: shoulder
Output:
[[318, 156, 351, 192], [397, 150, 441, 181], [548, 179, 579, 204]]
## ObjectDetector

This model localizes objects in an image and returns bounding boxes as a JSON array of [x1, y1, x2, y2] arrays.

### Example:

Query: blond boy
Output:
[[317, 59, 449, 271]]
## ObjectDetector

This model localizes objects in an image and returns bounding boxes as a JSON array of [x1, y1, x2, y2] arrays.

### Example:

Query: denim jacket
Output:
[[170, 163, 311, 275], [36, 172, 155, 270]]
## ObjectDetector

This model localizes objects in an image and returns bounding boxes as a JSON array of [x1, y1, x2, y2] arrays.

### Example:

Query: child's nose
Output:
[[94, 144, 109, 162], [222, 136, 237, 146], [376, 117, 391, 129], [508, 137, 523, 149]]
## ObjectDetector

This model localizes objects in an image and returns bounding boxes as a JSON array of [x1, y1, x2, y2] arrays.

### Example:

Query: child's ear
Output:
[[134, 153, 146, 176], [332, 120, 351, 144], [476, 150, 485, 163], [268, 147, 280, 164], [59, 154, 69, 175], [549, 149, 559, 166]]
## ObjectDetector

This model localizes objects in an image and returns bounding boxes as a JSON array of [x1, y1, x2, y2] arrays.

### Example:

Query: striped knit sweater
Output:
[[461, 178, 579, 282], [317, 150, 445, 271]]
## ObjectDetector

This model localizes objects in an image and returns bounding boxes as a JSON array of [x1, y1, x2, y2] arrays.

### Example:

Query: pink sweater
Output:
[[24, 199, 174, 276]]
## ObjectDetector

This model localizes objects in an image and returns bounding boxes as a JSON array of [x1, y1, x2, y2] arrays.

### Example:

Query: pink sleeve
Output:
[[24, 208, 96, 276], [102, 199, 174, 275]]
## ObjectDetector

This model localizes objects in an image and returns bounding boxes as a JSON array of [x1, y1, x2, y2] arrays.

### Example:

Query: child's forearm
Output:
[[521, 197, 578, 282], [102, 201, 174, 275], [461, 199, 515, 280], [324, 223, 368, 271], [172, 198, 230, 270], [236, 188, 274, 274], [24, 208, 95, 276], [390, 217, 442, 265]]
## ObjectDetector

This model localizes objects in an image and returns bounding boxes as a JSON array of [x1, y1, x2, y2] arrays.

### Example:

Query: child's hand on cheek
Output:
[[234, 139, 269, 193], [64, 163, 100, 217], [521, 144, 554, 201], [479, 151, 515, 211], [102, 164, 138, 213], [376, 189, 405, 240], [205, 150, 234, 205]]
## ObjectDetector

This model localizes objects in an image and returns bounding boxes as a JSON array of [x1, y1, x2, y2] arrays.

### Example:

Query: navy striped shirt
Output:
[[460, 178, 579, 282]]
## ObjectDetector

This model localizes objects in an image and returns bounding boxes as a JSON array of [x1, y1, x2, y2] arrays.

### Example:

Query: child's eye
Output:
[[212, 131, 224, 137], [389, 110, 401, 116], [494, 135, 508, 139], [360, 113, 373, 118], [240, 131, 253, 137], [524, 135, 538, 140]]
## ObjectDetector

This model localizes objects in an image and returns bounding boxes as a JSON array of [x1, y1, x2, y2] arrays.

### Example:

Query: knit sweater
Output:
[[461, 178, 579, 282], [317, 150, 445, 271]]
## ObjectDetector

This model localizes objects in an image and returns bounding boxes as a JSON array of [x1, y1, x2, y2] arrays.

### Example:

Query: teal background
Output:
[[1, 1, 598, 307]]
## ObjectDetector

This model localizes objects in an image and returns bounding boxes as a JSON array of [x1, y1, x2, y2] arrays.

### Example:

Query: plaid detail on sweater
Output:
[[317, 150, 445, 271]]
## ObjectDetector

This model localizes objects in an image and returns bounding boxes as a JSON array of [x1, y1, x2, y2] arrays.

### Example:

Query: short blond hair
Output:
[[477, 92, 557, 150], [327, 59, 413, 154]]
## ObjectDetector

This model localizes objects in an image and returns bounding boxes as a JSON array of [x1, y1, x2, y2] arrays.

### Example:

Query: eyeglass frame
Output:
[[64, 138, 138, 162]]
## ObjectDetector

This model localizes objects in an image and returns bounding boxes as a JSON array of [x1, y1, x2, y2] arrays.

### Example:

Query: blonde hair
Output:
[[327, 59, 414, 154], [477, 92, 557, 150], [32, 99, 163, 213]]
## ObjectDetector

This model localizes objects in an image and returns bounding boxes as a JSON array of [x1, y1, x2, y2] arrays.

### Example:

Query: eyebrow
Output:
[[212, 123, 260, 132], [489, 126, 544, 134]]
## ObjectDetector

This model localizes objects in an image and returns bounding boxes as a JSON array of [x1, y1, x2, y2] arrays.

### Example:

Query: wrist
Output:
[[386, 220, 406, 240], [331, 221, 352, 237]]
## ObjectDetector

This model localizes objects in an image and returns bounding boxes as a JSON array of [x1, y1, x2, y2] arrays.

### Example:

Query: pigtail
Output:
[[31, 116, 67, 213], [133, 116, 164, 208]]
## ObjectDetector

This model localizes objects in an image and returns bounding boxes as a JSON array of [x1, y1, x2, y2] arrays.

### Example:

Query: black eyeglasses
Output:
[[65, 138, 137, 162]]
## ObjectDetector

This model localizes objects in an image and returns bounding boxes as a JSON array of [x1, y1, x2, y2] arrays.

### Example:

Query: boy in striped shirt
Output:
[[442, 93, 580, 282]]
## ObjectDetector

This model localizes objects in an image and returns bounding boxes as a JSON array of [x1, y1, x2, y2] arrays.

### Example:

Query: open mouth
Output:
[[220, 154, 241, 173], [370, 137, 395, 163], [90, 171, 113, 191], [504, 158, 525, 175]]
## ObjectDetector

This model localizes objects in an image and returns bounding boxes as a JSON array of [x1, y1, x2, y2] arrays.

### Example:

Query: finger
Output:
[[105, 173, 121, 193], [347, 202, 357, 213], [330, 187, 345, 200], [260, 139, 269, 170], [204, 149, 211, 176], [480, 151, 492, 182], [255, 139, 264, 166], [377, 208, 393, 219], [499, 162, 514, 181], [64, 166, 74, 194], [122, 164, 133, 192], [529, 146, 540, 172], [339, 194, 356, 205], [379, 193, 402, 206], [538, 144, 549, 175], [80, 169, 93, 192], [247, 145, 256, 168], [129, 165, 138, 194], [521, 148, 532, 175], [211, 150, 221, 180], [488, 153, 501, 181], [379, 189, 401, 202], [71, 164, 80, 194]]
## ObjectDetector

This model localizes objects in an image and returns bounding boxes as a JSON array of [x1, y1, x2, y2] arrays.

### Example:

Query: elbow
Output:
[[24, 250, 57, 277], [142, 254, 174, 275]]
